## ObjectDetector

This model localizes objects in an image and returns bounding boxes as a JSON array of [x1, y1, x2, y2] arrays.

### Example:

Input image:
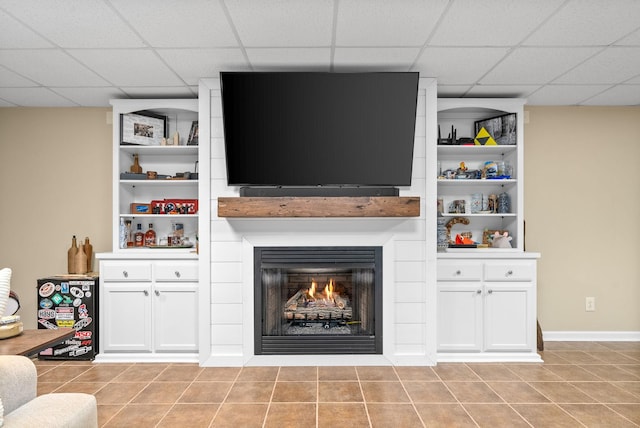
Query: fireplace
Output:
[[254, 246, 382, 355]]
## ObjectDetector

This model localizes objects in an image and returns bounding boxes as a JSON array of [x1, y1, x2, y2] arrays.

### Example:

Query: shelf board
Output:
[[437, 145, 517, 156], [437, 179, 516, 186], [441, 213, 516, 217], [119, 214, 198, 218], [218, 196, 420, 218], [120, 179, 197, 186], [119, 145, 198, 155]]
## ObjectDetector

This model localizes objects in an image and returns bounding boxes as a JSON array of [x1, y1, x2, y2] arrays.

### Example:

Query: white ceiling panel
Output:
[[51, 86, 128, 107], [437, 85, 473, 97], [225, 0, 334, 47], [120, 86, 196, 99], [465, 85, 541, 99], [0, 0, 145, 48], [158, 48, 249, 84], [0, 49, 109, 86], [334, 47, 420, 70], [430, 0, 563, 46], [554, 47, 640, 84], [524, 85, 612, 105], [335, 0, 448, 46], [615, 28, 640, 46], [581, 84, 640, 106], [109, 0, 238, 48], [524, 0, 640, 46], [246, 48, 331, 71], [69, 49, 185, 86], [0, 87, 78, 107], [0, 67, 38, 87], [0, 10, 53, 48], [480, 47, 601, 85], [413, 47, 509, 84]]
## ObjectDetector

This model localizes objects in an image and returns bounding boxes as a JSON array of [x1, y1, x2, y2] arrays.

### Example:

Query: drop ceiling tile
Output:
[[436, 85, 473, 98], [0, 98, 16, 107], [581, 84, 640, 105], [0, 10, 53, 48], [430, 0, 563, 46], [120, 86, 197, 99], [0, 67, 38, 86], [69, 49, 184, 86], [51, 87, 128, 107], [525, 0, 640, 46], [335, 0, 448, 46], [480, 47, 601, 85], [0, 87, 77, 106], [615, 28, 640, 46], [158, 48, 249, 84], [0, 49, 109, 86], [225, 0, 334, 47], [465, 84, 541, 99], [413, 47, 509, 84], [554, 47, 640, 84], [0, 0, 145, 48], [524, 84, 612, 105], [333, 47, 419, 70], [109, 0, 238, 48], [246, 48, 330, 71]]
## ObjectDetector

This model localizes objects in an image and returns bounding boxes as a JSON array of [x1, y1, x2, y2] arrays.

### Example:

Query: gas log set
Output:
[[284, 279, 353, 326]]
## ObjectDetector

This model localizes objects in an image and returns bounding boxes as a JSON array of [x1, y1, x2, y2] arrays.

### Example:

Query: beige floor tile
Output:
[[264, 402, 316, 428], [96, 404, 123, 428], [511, 403, 582, 427], [468, 364, 521, 381], [366, 403, 423, 427], [395, 365, 439, 381], [356, 365, 399, 381], [196, 366, 241, 381], [37, 382, 66, 395], [156, 403, 219, 428], [36, 364, 92, 382], [543, 364, 602, 381], [529, 381, 596, 403], [318, 402, 370, 428], [154, 364, 202, 382], [433, 364, 480, 381], [415, 403, 476, 427], [54, 381, 106, 394], [178, 381, 233, 403], [74, 364, 130, 383], [225, 381, 274, 403], [537, 351, 572, 364], [131, 381, 190, 404], [236, 366, 279, 382], [271, 381, 317, 402], [93, 382, 148, 405], [588, 351, 640, 364], [508, 364, 563, 381], [103, 403, 171, 427], [360, 381, 410, 402], [548, 350, 602, 364], [612, 381, 640, 396], [211, 403, 268, 428], [318, 365, 358, 381], [581, 364, 640, 381], [617, 364, 640, 377], [560, 403, 639, 427], [277, 366, 317, 381], [112, 364, 168, 382], [570, 381, 640, 403], [403, 381, 457, 403], [487, 381, 550, 403], [318, 381, 363, 402], [608, 403, 640, 425], [463, 403, 530, 427], [445, 381, 503, 403]]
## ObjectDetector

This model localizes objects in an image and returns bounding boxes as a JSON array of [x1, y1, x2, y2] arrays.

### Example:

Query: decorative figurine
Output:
[[491, 231, 512, 248]]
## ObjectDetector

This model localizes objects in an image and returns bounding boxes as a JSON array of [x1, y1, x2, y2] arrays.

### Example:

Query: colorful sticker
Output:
[[85, 291, 92, 298], [70, 287, 84, 298], [55, 307, 74, 320], [74, 331, 92, 340], [40, 298, 53, 309], [73, 298, 83, 307], [38, 309, 56, 319], [38, 318, 57, 329], [73, 317, 92, 331], [39, 282, 55, 297], [51, 293, 63, 304], [61, 282, 69, 293], [56, 320, 75, 327], [78, 304, 88, 319], [82, 284, 91, 291]]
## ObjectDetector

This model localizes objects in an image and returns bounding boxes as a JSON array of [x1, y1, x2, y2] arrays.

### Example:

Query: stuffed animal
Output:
[[491, 231, 512, 248]]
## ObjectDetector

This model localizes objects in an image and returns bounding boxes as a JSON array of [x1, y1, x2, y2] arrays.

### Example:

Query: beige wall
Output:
[[524, 106, 640, 332], [0, 108, 112, 329], [1, 106, 639, 333]]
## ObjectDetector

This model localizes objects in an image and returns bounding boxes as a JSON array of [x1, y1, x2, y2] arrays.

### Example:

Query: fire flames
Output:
[[308, 278, 336, 306]]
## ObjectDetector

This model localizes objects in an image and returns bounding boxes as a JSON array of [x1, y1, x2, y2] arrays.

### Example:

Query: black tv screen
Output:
[[220, 72, 419, 190]]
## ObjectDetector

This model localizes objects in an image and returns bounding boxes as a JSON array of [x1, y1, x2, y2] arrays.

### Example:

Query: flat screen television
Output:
[[220, 72, 419, 196]]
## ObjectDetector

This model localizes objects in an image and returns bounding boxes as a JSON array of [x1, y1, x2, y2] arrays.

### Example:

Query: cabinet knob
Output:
[[476, 289, 482, 294], [143, 290, 148, 296], [155, 290, 160, 296], [488, 289, 493, 294], [506, 270, 513, 276], [455, 270, 461, 275], [123, 270, 128, 278], [175, 271, 181, 278]]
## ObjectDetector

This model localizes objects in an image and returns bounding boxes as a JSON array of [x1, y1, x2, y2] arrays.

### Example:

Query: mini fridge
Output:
[[37, 275, 99, 360]]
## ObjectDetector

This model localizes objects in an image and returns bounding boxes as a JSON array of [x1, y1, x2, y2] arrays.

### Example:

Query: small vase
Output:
[[0, 267, 12, 317]]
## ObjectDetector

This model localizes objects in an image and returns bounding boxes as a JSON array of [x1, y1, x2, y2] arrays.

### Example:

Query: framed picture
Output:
[[474, 113, 517, 145], [187, 120, 199, 146], [120, 111, 167, 146], [483, 229, 509, 245]]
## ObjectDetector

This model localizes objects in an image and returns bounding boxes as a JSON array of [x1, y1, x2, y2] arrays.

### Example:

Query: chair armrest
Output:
[[0, 355, 37, 414]]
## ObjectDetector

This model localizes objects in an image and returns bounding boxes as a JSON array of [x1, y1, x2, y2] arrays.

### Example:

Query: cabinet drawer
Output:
[[437, 261, 482, 281], [484, 262, 534, 281], [155, 262, 198, 281], [101, 262, 152, 281]]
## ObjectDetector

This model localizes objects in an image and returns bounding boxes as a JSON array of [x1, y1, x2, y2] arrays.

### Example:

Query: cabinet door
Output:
[[102, 283, 152, 352], [153, 283, 198, 351], [437, 283, 483, 352], [483, 283, 533, 351]]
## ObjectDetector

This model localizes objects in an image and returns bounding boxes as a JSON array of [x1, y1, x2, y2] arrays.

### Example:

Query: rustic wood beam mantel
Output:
[[218, 196, 420, 218]]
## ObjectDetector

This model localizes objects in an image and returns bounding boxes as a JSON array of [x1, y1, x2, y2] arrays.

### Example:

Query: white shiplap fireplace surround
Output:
[[197, 77, 438, 367]]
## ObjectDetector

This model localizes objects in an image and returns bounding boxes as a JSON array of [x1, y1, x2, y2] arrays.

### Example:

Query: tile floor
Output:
[[34, 341, 640, 427]]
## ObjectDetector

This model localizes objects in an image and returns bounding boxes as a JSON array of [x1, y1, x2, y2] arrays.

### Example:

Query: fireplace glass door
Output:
[[255, 247, 382, 355]]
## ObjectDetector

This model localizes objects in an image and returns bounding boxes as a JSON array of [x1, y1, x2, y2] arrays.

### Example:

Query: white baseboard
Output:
[[543, 331, 640, 341]]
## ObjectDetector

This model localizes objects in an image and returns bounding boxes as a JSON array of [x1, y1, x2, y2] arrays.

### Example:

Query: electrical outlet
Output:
[[585, 297, 595, 312]]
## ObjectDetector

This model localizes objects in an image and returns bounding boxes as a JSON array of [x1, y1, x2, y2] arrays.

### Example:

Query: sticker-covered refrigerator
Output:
[[36, 275, 99, 360]]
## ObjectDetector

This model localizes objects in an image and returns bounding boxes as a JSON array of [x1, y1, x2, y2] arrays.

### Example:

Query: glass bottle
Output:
[[145, 223, 156, 247], [134, 224, 144, 247], [67, 235, 78, 274], [125, 220, 134, 247]]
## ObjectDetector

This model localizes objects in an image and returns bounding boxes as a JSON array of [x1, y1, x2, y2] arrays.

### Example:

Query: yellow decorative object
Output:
[[474, 127, 497, 146]]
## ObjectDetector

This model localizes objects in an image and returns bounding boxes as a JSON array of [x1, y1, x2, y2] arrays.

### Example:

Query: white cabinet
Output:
[[111, 99, 199, 254], [437, 256, 541, 362], [437, 99, 525, 250], [97, 258, 198, 362]]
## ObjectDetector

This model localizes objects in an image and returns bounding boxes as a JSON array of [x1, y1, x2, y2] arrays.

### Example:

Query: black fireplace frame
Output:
[[254, 246, 383, 355]]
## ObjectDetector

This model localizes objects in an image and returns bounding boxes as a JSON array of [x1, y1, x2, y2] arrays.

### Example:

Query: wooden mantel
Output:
[[218, 196, 420, 218]]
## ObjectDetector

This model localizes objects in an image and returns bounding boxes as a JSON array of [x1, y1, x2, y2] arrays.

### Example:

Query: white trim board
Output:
[[543, 331, 640, 341]]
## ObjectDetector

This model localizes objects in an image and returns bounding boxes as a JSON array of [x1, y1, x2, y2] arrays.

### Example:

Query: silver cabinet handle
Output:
[[123, 270, 128, 278], [175, 271, 181, 278], [143, 290, 148, 296], [155, 290, 160, 296]]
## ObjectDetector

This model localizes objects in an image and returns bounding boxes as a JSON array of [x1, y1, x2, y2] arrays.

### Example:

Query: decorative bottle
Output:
[[83, 237, 93, 273], [134, 224, 144, 247], [125, 220, 134, 247], [75, 243, 88, 274], [67, 235, 78, 274], [144, 223, 156, 247], [119, 218, 126, 249]]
